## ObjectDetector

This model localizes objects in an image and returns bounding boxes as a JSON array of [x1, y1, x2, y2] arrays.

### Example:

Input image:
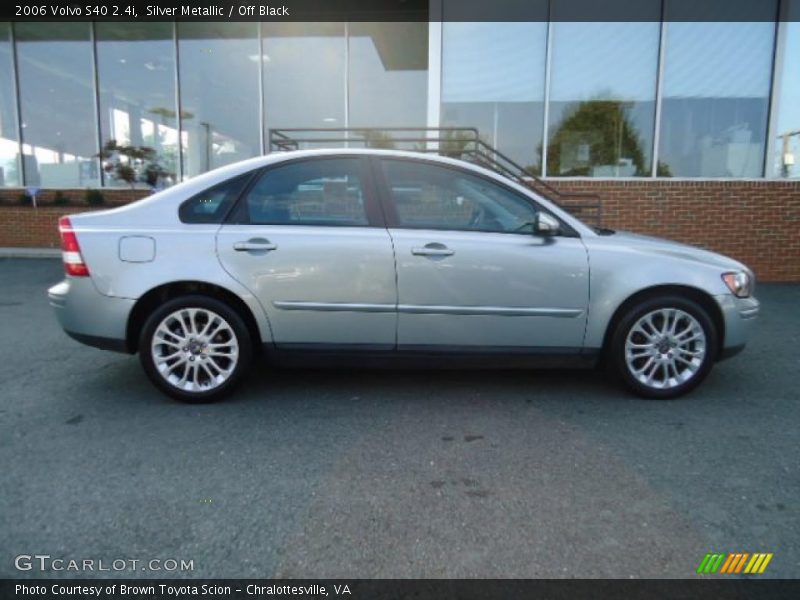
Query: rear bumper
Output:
[[714, 293, 760, 361], [48, 278, 135, 354]]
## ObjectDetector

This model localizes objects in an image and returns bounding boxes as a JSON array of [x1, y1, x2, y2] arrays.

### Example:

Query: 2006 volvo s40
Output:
[[48, 149, 759, 402]]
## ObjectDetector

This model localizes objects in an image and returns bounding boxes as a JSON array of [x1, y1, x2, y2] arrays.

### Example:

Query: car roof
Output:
[[263, 147, 487, 168]]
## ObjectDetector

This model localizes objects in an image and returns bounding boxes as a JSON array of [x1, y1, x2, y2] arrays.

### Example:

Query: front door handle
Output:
[[411, 243, 455, 257], [233, 238, 277, 252]]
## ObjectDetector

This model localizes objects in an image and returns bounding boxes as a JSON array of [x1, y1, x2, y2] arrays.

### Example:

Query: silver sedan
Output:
[[48, 150, 759, 402]]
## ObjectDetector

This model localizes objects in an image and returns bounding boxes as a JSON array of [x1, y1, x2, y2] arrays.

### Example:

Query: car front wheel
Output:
[[609, 296, 718, 399], [139, 295, 252, 403]]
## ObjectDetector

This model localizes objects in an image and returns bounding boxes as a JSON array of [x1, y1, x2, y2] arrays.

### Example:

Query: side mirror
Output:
[[533, 212, 560, 236]]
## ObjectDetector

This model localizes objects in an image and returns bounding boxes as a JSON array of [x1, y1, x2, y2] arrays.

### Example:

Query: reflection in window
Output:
[[441, 22, 547, 174], [262, 23, 346, 149], [0, 23, 20, 187], [547, 21, 659, 177], [243, 159, 367, 226], [15, 23, 99, 187], [348, 22, 428, 143], [772, 1, 800, 178], [382, 159, 536, 233], [659, 20, 775, 177], [96, 23, 177, 188], [179, 23, 261, 178]]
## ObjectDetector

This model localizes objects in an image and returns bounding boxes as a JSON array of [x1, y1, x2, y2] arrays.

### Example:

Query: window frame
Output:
[[225, 155, 385, 228], [371, 156, 578, 237]]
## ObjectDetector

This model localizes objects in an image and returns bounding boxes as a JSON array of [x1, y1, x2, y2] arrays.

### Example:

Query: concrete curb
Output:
[[0, 247, 60, 259]]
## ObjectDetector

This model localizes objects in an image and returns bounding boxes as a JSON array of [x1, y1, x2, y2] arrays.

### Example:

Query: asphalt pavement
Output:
[[0, 258, 797, 578]]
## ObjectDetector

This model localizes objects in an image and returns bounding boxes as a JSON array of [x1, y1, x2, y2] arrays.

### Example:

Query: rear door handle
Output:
[[233, 239, 277, 252], [411, 243, 454, 257]]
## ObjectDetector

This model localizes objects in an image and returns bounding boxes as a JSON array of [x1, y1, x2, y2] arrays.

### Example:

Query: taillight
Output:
[[58, 216, 90, 277]]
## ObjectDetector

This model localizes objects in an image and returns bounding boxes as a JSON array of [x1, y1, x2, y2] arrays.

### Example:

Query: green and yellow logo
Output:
[[697, 552, 773, 575]]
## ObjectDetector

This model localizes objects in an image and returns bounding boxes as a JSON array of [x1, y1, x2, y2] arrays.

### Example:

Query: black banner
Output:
[[3, 0, 798, 22], [3, 579, 800, 600]]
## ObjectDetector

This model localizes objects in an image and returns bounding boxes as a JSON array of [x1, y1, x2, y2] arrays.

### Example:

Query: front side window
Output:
[[240, 159, 369, 226], [381, 159, 537, 233]]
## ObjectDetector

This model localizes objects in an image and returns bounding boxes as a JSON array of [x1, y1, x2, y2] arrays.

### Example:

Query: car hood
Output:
[[601, 230, 751, 274]]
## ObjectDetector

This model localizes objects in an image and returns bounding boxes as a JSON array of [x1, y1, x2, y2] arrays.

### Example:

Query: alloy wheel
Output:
[[624, 308, 707, 390], [150, 307, 240, 393]]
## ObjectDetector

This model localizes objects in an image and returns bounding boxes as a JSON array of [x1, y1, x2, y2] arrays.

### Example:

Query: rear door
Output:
[[375, 157, 590, 351], [217, 156, 397, 349]]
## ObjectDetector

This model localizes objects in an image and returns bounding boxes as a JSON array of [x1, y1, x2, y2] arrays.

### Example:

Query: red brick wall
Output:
[[0, 188, 149, 206], [1, 182, 798, 281], [0, 189, 149, 248], [550, 180, 800, 283]]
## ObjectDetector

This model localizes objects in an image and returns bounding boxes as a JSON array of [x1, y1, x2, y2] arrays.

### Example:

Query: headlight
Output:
[[722, 271, 752, 298]]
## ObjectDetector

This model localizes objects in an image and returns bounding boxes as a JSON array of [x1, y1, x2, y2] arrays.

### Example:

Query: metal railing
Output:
[[268, 127, 603, 226]]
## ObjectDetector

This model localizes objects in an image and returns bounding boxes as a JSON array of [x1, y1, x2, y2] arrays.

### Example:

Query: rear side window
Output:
[[237, 158, 368, 226], [179, 172, 252, 224]]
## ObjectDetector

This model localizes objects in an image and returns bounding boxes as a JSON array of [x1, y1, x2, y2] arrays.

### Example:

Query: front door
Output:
[[376, 158, 589, 351]]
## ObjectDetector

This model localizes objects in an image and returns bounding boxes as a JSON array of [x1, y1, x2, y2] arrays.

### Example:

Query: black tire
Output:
[[139, 295, 253, 403], [608, 295, 718, 399]]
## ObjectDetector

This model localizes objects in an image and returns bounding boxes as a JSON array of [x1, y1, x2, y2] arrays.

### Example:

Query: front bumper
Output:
[[48, 278, 135, 353], [714, 293, 760, 361]]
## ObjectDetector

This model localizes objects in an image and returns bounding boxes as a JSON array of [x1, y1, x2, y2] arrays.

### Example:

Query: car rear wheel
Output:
[[139, 295, 252, 403], [609, 295, 718, 399]]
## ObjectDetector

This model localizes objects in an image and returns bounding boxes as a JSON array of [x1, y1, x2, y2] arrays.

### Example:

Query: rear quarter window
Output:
[[178, 172, 253, 224]]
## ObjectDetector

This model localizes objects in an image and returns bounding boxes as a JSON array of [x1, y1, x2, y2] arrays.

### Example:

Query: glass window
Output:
[[96, 23, 177, 188], [348, 22, 428, 140], [15, 23, 99, 188], [178, 23, 261, 178], [382, 159, 536, 233], [0, 23, 20, 187], [547, 19, 660, 177], [241, 159, 368, 226], [658, 15, 776, 177], [262, 23, 346, 149], [441, 22, 547, 174], [771, 0, 800, 178], [179, 172, 253, 224]]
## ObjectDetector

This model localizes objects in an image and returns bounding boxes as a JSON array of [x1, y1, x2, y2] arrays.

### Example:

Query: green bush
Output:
[[53, 191, 70, 206], [84, 188, 105, 206]]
